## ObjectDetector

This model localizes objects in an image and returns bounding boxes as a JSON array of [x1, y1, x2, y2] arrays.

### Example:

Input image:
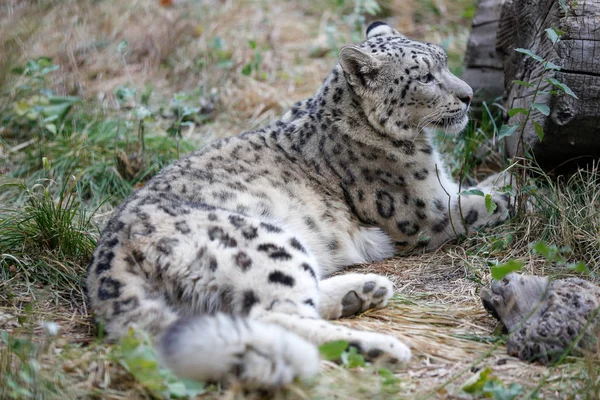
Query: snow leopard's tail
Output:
[[157, 313, 320, 388]]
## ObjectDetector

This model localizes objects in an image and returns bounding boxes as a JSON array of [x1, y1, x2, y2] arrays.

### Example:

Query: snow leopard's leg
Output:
[[318, 273, 394, 319], [454, 172, 512, 229], [89, 206, 322, 390], [257, 311, 411, 364], [428, 172, 511, 246], [153, 211, 324, 389]]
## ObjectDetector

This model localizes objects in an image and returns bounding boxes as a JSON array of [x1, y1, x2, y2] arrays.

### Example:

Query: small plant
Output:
[[241, 40, 266, 80], [0, 177, 97, 290], [111, 329, 207, 398], [344, 0, 382, 42], [317, 0, 382, 56], [1, 58, 79, 145], [1, 60, 196, 207], [462, 367, 523, 400], [499, 27, 578, 216], [319, 340, 402, 395], [0, 326, 66, 399], [531, 241, 593, 277], [319, 340, 366, 368], [489, 259, 524, 281], [206, 36, 234, 69]]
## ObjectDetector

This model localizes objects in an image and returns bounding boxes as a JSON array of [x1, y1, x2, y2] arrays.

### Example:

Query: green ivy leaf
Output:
[[512, 80, 534, 87], [342, 345, 366, 368], [499, 185, 515, 196], [241, 63, 252, 76], [498, 124, 519, 139], [544, 27, 560, 44], [44, 124, 57, 135], [178, 379, 207, 397], [166, 381, 188, 398], [531, 242, 554, 258], [463, 367, 493, 394], [532, 121, 544, 141], [134, 105, 152, 120], [508, 108, 529, 118], [41, 96, 80, 120], [485, 194, 497, 215], [530, 242, 567, 264], [569, 261, 592, 276], [462, 4, 476, 19], [116, 40, 129, 54], [491, 260, 524, 280], [544, 60, 562, 70], [515, 48, 544, 62], [558, 0, 568, 13], [379, 368, 401, 386], [546, 77, 578, 98], [459, 189, 484, 196], [483, 380, 524, 400], [319, 340, 348, 360], [531, 103, 550, 116], [112, 329, 207, 398], [114, 86, 136, 103]]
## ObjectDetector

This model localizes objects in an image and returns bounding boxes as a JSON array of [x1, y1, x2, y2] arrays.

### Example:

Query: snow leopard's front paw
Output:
[[478, 171, 515, 218], [462, 193, 510, 231], [348, 331, 411, 366], [485, 192, 511, 225], [318, 273, 394, 319], [461, 172, 513, 230]]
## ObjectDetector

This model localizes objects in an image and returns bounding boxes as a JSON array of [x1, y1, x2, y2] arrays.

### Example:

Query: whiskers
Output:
[[414, 107, 467, 139], [407, 109, 445, 143]]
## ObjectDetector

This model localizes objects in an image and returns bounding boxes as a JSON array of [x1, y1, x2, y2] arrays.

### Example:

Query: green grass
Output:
[[0, 61, 197, 209], [0, 179, 96, 304]]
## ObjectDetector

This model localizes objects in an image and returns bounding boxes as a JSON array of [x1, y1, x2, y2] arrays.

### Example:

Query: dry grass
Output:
[[2, 253, 595, 399], [2, 0, 599, 399]]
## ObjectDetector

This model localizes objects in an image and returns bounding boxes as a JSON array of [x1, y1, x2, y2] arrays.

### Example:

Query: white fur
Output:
[[257, 312, 411, 364], [318, 273, 394, 319], [158, 314, 319, 388], [88, 21, 515, 392]]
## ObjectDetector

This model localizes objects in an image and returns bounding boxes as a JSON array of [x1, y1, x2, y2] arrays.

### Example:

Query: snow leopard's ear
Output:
[[339, 45, 381, 88], [366, 21, 401, 39]]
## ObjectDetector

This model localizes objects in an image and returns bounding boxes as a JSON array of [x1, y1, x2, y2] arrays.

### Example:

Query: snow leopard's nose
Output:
[[459, 94, 472, 106]]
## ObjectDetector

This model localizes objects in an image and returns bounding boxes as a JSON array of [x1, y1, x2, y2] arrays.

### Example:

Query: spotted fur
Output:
[[87, 22, 509, 389]]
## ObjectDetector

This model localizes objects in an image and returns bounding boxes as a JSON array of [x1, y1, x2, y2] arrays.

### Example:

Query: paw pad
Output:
[[346, 331, 412, 365], [373, 287, 388, 299], [363, 281, 376, 293], [341, 291, 362, 317]]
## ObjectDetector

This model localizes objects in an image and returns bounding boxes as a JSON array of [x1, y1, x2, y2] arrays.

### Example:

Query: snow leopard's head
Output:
[[339, 21, 473, 136]]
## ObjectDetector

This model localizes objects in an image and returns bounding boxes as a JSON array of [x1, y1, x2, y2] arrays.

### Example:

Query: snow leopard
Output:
[[87, 21, 510, 389]]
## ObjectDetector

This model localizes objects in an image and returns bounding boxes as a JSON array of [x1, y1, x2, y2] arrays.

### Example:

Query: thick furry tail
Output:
[[157, 313, 320, 389]]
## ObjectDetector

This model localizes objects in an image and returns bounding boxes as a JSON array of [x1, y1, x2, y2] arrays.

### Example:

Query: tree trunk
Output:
[[461, 0, 506, 109], [498, 0, 600, 171]]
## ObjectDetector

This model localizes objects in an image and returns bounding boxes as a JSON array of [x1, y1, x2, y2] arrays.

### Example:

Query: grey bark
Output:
[[497, 0, 600, 170], [462, 0, 507, 107]]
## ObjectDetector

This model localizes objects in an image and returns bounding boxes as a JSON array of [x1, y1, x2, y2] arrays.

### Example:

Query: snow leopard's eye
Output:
[[419, 73, 435, 84]]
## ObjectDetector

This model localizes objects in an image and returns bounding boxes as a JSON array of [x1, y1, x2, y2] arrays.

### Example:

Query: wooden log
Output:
[[497, 0, 600, 171], [461, 0, 507, 108]]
